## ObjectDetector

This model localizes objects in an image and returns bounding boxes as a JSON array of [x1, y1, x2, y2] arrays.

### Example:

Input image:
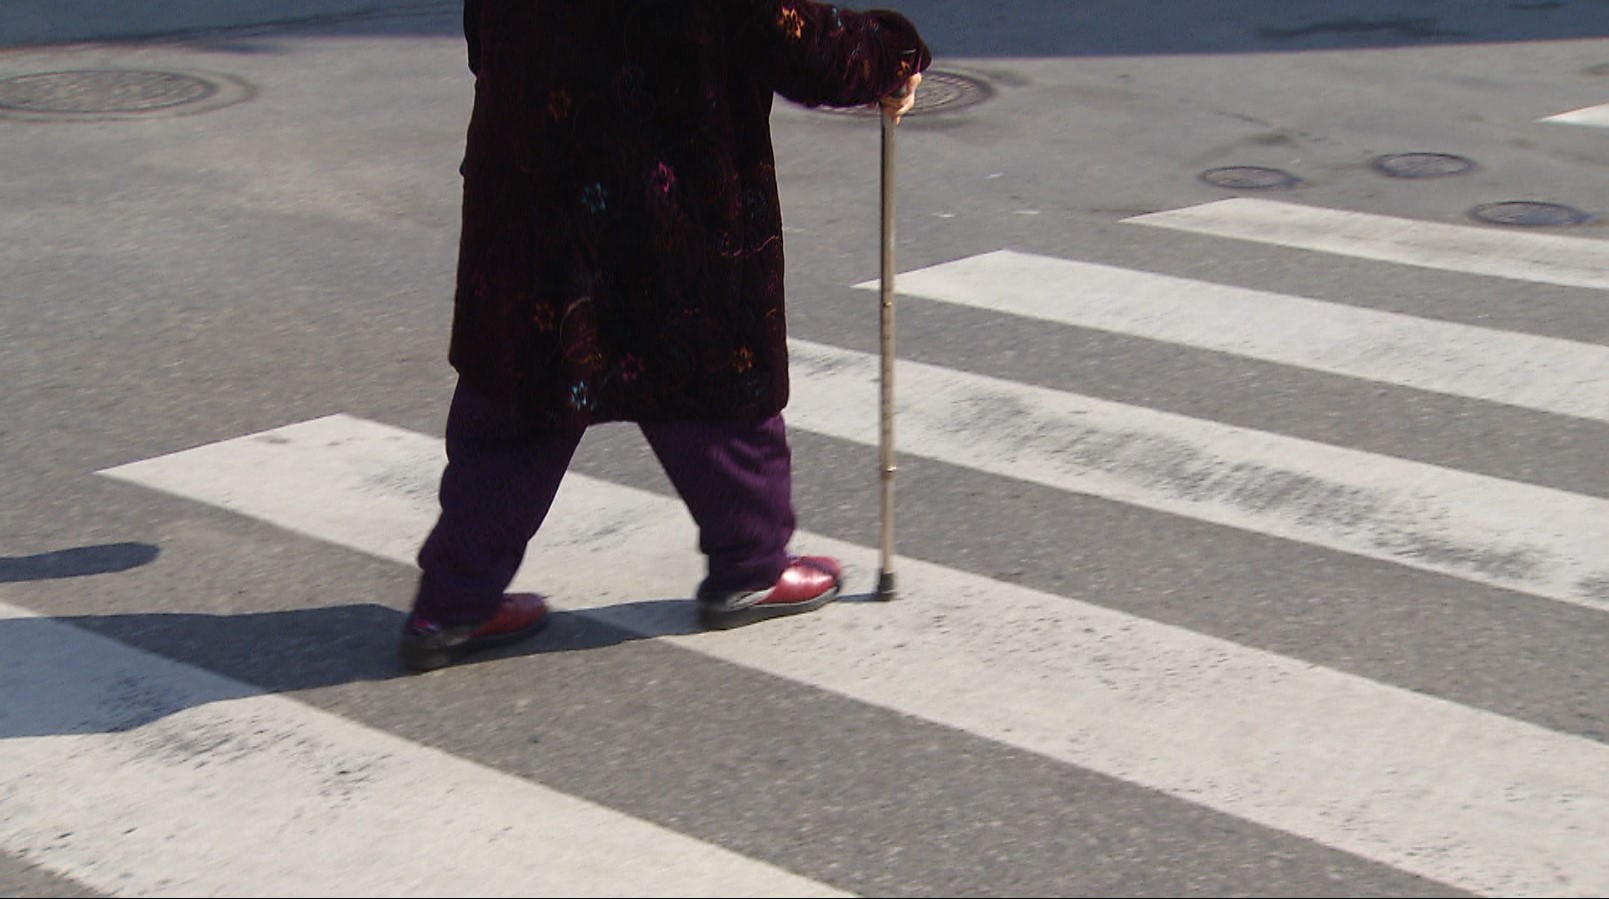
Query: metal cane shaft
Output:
[[877, 108, 898, 600]]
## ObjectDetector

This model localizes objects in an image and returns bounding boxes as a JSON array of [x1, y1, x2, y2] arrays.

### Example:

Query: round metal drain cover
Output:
[[1199, 166, 1302, 190], [816, 69, 992, 117], [0, 69, 251, 120], [0, 70, 214, 113], [1472, 201, 1595, 227], [1373, 152, 1477, 178]]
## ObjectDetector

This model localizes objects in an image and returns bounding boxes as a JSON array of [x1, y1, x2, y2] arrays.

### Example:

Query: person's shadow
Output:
[[0, 541, 883, 740], [0, 593, 703, 739]]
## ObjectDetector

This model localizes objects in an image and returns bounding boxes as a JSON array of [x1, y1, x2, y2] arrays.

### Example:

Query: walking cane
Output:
[[876, 87, 905, 601]]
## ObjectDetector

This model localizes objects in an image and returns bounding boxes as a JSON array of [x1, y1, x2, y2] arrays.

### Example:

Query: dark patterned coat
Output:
[[451, 1, 931, 427]]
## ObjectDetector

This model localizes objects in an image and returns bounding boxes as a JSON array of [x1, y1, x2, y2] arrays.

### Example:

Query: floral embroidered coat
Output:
[[451, 0, 931, 427]]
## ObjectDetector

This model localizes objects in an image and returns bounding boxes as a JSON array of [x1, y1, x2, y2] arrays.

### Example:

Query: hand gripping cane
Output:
[[876, 87, 905, 601]]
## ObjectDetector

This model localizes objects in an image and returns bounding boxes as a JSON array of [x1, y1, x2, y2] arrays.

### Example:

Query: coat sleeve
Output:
[[737, 0, 933, 109]]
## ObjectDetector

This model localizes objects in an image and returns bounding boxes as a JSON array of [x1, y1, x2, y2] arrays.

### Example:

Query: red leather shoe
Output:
[[697, 555, 842, 630], [399, 593, 550, 673]]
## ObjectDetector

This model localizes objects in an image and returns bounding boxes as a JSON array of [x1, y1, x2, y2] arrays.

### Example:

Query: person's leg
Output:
[[640, 414, 796, 592], [410, 382, 582, 627], [641, 414, 840, 628]]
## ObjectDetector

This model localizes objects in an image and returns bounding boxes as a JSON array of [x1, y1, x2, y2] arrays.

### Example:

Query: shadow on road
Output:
[[0, 585, 901, 737], [0, 542, 160, 582], [0, 596, 706, 738]]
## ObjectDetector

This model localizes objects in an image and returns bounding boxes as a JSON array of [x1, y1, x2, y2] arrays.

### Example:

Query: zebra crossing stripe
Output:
[[783, 339, 1609, 612], [1542, 103, 1609, 127], [0, 595, 850, 897], [858, 250, 1609, 423], [1124, 198, 1609, 291], [91, 413, 1609, 897]]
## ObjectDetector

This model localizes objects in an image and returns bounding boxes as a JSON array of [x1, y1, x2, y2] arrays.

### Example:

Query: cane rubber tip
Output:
[[876, 570, 897, 601]]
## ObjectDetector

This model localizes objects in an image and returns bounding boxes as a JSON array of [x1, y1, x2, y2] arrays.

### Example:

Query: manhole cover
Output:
[[1373, 152, 1477, 178], [815, 69, 993, 117], [1471, 201, 1595, 227], [0, 69, 252, 120], [1199, 166, 1303, 190]]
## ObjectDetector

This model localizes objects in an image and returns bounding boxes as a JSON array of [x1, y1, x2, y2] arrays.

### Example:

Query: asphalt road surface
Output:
[[3, 2, 1607, 896]]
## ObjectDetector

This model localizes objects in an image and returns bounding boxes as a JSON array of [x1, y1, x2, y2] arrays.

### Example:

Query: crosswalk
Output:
[[4, 197, 1605, 896]]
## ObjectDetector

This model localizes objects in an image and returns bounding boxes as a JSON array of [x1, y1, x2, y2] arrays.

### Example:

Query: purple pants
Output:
[[411, 382, 797, 626]]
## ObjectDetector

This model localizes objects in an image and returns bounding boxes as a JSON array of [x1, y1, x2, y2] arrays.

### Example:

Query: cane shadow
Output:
[[0, 542, 160, 582], [0, 595, 705, 739]]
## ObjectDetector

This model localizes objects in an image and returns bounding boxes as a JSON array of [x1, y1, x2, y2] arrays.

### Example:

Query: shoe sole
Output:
[[399, 614, 551, 673], [698, 585, 841, 630]]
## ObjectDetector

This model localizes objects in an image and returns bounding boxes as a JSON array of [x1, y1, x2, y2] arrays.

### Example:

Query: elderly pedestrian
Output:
[[400, 0, 930, 672]]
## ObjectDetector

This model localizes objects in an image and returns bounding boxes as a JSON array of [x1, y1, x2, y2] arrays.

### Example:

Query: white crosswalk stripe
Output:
[[1127, 198, 1609, 291], [7, 199, 1605, 896], [856, 250, 1609, 423], [1542, 102, 1609, 128], [785, 339, 1609, 611]]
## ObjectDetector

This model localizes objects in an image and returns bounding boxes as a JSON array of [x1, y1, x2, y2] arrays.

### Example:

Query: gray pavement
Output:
[[3, 3, 1608, 896]]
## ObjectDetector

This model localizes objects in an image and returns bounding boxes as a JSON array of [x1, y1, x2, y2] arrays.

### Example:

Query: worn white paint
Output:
[[77, 411, 1609, 898], [1127, 198, 1609, 291]]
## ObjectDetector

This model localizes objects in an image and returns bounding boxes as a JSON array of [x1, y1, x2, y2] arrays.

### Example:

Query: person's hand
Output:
[[878, 72, 921, 124]]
